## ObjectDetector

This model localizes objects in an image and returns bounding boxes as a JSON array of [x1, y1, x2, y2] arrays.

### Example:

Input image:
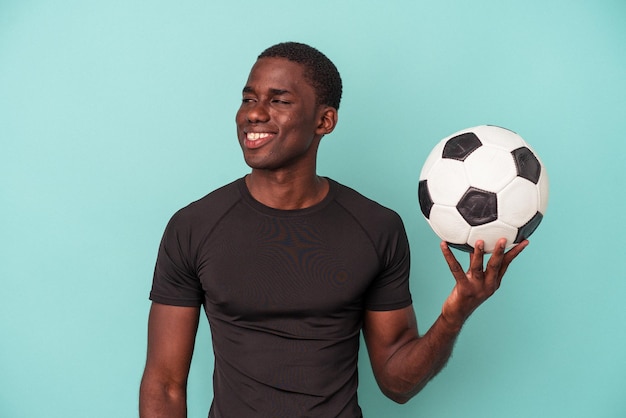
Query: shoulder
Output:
[[170, 178, 242, 223], [330, 179, 404, 229], [328, 179, 408, 259], [164, 178, 243, 237]]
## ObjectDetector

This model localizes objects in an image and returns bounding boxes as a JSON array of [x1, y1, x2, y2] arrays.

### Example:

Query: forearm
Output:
[[139, 374, 188, 418], [140, 303, 199, 417], [377, 314, 461, 403]]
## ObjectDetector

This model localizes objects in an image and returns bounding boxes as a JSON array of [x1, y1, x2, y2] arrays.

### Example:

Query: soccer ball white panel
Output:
[[426, 159, 470, 206], [428, 204, 471, 244], [468, 221, 519, 253], [471, 125, 526, 150], [419, 139, 447, 180], [464, 146, 518, 193], [498, 177, 539, 227], [537, 167, 550, 214]]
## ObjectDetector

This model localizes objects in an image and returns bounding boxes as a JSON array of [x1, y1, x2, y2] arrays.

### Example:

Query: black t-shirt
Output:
[[150, 177, 412, 417]]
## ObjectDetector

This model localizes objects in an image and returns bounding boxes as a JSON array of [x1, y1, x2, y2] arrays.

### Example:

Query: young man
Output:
[[139, 42, 527, 418]]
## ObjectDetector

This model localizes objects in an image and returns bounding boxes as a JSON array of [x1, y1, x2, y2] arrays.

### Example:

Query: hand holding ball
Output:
[[418, 125, 549, 253]]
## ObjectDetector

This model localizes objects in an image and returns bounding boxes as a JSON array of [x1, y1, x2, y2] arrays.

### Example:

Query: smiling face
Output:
[[236, 57, 336, 173]]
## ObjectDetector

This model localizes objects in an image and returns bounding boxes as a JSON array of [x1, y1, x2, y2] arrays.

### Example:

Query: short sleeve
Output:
[[149, 212, 204, 307], [363, 214, 412, 311]]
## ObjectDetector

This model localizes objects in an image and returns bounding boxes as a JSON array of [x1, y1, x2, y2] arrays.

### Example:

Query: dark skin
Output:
[[236, 57, 337, 209], [139, 57, 528, 417], [363, 238, 527, 403]]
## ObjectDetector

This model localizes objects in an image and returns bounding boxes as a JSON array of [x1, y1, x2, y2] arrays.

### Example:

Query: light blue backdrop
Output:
[[1, 1, 625, 417]]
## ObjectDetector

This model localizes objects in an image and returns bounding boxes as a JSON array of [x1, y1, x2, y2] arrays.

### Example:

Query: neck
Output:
[[245, 171, 329, 210]]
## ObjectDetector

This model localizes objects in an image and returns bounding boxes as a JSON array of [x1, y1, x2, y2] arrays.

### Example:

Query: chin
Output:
[[243, 157, 277, 171]]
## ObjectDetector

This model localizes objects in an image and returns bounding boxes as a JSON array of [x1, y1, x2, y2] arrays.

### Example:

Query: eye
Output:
[[271, 99, 291, 105]]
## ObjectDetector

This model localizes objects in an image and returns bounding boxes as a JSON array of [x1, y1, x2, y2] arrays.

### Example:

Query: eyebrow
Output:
[[242, 86, 291, 96], [269, 88, 290, 96]]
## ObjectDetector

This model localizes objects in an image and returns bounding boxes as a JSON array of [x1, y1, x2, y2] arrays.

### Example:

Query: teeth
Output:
[[247, 132, 270, 141]]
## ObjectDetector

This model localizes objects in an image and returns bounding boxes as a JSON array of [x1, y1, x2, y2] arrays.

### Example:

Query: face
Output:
[[236, 57, 334, 172]]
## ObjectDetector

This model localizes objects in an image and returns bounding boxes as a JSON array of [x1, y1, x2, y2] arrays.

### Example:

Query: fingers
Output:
[[468, 240, 486, 280], [498, 239, 529, 278], [440, 241, 465, 283], [441, 238, 528, 286], [504, 239, 529, 263], [440, 238, 527, 321], [487, 238, 529, 288], [486, 239, 506, 272], [484, 238, 507, 289]]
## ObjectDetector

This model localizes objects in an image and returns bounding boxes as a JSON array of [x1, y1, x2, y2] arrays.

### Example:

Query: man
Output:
[[139, 42, 527, 418]]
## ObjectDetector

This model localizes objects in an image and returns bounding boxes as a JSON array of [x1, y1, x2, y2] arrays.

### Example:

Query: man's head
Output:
[[236, 43, 341, 173], [258, 42, 342, 111]]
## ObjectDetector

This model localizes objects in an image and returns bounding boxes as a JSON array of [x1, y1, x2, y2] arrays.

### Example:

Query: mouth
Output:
[[243, 131, 274, 149], [247, 132, 271, 141]]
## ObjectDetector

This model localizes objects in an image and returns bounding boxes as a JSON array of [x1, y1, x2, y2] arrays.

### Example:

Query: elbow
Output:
[[379, 379, 426, 405], [380, 387, 417, 404], [139, 370, 188, 413], [384, 388, 419, 405], [388, 393, 412, 405]]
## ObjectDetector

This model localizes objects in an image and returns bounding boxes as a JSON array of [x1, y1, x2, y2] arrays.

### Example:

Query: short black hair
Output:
[[258, 42, 343, 110]]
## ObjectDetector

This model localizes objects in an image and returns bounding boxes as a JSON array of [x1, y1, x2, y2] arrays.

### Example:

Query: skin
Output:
[[139, 304, 199, 418], [235, 57, 338, 210], [139, 56, 528, 417], [363, 238, 527, 403]]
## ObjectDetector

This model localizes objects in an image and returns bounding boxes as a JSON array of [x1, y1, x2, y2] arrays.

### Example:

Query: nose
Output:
[[246, 101, 270, 123]]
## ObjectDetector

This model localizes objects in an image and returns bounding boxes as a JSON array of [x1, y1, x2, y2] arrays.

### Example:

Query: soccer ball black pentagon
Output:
[[418, 125, 549, 253]]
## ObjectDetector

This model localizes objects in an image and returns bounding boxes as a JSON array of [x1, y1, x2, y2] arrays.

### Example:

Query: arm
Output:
[[139, 302, 201, 418], [363, 238, 528, 404]]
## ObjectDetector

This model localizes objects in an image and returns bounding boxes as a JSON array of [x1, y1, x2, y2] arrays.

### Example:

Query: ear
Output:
[[315, 106, 338, 136]]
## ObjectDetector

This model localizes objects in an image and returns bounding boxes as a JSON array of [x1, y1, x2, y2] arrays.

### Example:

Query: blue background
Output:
[[2, 1, 625, 417]]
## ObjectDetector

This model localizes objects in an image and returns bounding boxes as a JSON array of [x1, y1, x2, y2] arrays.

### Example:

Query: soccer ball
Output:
[[418, 125, 549, 253]]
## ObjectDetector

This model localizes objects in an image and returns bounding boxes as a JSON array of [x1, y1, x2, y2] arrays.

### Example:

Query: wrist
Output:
[[438, 311, 464, 334]]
